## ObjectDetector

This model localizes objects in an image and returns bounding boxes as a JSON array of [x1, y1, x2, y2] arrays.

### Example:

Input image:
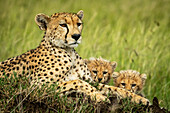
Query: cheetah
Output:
[[85, 58, 147, 96], [113, 70, 147, 96], [0, 10, 149, 105], [84, 57, 117, 84]]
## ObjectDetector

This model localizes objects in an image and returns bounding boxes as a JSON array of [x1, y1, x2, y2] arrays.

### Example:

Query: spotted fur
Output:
[[84, 57, 117, 84], [0, 10, 149, 105], [113, 70, 147, 95]]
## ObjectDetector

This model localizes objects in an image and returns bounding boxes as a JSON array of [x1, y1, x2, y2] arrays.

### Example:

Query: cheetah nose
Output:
[[98, 78, 102, 82], [72, 34, 81, 41]]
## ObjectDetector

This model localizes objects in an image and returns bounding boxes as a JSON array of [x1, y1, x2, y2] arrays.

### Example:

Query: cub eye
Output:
[[103, 71, 107, 75], [77, 23, 82, 27], [92, 70, 97, 74], [121, 83, 126, 86], [59, 24, 67, 27], [131, 84, 136, 87]]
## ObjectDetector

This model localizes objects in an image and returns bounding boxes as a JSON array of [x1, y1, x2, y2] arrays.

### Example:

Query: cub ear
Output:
[[77, 10, 84, 20], [84, 59, 91, 64], [112, 72, 120, 78], [140, 73, 147, 84], [35, 13, 51, 31], [111, 61, 117, 70]]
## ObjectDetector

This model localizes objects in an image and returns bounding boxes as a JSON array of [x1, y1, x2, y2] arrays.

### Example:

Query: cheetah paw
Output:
[[91, 92, 110, 103], [132, 95, 150, 105]]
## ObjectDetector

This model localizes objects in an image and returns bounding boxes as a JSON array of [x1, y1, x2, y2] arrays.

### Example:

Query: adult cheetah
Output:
[[0, 10, 149, 104]]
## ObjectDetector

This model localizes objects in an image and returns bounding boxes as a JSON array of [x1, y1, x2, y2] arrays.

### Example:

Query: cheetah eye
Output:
[[103, 71, 107, 75], [77, 23, 82, 27], [92, 70, 97, 74], [131, 84, 136, 87], [121, 83, 126, 86], [59, 24, 67, 27]]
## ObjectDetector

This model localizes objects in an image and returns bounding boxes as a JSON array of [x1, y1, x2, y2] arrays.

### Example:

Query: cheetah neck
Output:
[[40, 37, 65, 50], [42, 33, 70, 48], [39, 37, 76, 59]]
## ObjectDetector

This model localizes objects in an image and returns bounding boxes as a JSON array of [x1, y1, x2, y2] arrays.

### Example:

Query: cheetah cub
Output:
[[84, 57, 117, 84], [85, 58, 147, 96], [113, 70, 147, 96]]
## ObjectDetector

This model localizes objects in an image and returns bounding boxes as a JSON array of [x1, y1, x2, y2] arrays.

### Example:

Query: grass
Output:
[[0, 73, 97, 112], [0, 73, 150, 112], [0, 0, 169, 112]]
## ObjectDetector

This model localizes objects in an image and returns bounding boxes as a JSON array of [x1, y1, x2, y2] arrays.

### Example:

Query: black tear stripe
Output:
[[65, 25, 69, 43], [64, 19, 69, 43]]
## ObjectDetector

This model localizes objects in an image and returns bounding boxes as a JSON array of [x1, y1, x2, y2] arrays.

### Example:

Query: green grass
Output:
[[0, 73, 150, 112], [0, 73, 97, 112], [0, 0, 170, 111]]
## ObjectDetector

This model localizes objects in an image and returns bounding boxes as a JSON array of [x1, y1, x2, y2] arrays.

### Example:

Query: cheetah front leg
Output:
[[97, 83, 150, 105], [56, 79, 110, 103]]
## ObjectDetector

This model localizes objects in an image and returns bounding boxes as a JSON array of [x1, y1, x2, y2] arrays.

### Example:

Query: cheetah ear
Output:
[[35, 13, 51, 31], [140, 73, 147, 83], [77, 10, 84, 20], [112, 72, 120, 78], [111, 61, 117, 70]]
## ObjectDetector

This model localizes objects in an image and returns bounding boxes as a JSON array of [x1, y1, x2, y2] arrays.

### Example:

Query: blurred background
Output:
[[0, 0, 169, 109]]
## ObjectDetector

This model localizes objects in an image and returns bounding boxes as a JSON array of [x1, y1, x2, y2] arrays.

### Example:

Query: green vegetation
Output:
[[0, 73, 150, 112], [0, 0, 169, 112], [0, 73, 97, 112]]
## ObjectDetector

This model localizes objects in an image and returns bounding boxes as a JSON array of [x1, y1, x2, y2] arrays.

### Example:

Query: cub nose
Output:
[[72, 34, 81, 41], [98, 78, 102, 82]]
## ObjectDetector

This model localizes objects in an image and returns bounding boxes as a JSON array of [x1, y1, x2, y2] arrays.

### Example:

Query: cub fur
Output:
[[113, 70, 147, 95], [84, 57, 117, 84]]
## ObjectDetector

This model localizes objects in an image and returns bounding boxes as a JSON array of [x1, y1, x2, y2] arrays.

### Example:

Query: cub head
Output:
[[35, 10, 84, 48], [84, 57, 117, 84], [112, 70, 147, 94]]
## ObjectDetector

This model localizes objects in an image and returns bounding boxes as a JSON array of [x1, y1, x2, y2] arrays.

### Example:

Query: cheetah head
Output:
[[112, 70, 147, 93], [35, 10, 84, 48]]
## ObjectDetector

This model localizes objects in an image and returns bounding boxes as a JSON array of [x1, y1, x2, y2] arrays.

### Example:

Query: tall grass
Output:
[[0, 0, 169, 110]]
